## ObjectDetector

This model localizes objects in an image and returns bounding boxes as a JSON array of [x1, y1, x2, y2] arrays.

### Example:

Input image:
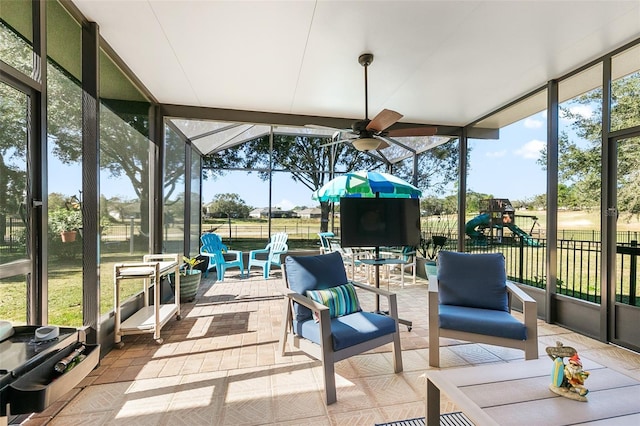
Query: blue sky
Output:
[[466, 112, 547, 202]]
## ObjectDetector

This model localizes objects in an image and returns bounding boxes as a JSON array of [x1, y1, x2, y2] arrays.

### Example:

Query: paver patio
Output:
[[24, 267, 640, 425]]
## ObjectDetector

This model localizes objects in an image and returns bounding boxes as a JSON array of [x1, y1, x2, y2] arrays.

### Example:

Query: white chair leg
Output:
[[392, 331, 403, 373], [320, 349, 336, 404], [279, 298, 291, 356]]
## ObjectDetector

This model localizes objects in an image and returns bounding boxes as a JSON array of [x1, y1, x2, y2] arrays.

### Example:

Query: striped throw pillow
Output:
[[306, 283, 361, 321]]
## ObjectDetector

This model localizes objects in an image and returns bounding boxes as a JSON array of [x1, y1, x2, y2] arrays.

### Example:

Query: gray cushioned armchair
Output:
[[279, 251, 403, 404], [428, 251, 538, 367]]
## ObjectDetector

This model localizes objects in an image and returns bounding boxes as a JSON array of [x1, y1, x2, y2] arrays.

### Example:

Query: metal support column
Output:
[[81, 21, 101, 345], [546, 79, 559, 324]]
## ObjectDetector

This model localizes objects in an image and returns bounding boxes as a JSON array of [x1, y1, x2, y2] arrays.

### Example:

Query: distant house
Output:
[[297, 208, 322, 219], [249, 208, 266, 219], [249, 208, 298, 218]]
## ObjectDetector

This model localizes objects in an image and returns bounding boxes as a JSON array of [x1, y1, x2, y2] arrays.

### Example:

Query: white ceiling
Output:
[[72, 0, 640, 130]]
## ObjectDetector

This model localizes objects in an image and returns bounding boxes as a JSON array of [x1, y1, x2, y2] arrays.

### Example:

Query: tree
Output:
[[206, 193, 251, 240], [539, 73, 640, 215], [421, 197, 444, 216], [466, 191, 493, 214], [47, 60, 188, 237], [393, 139, 460, 195], [206, 193, 251, 218], [557, 184, 580, 210], [0, 80, 28, 244], [532, 193, 547, 210]]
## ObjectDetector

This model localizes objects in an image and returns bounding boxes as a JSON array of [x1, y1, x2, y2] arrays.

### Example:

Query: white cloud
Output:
[[570, 105, 593, 118], [524, 117, 543, 129], [275, 199, 296, 210], [514, 139, 545, 160], [560, 104, 593, 121], [486, 150, 507, 158]]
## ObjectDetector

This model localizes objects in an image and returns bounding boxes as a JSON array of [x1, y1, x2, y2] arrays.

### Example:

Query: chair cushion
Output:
[[439, 305, 527, 340], [437, 251, 508, 312], [306, 282, 361, 321], [285, 252, 349, 321], [293, 311, 397, 351]]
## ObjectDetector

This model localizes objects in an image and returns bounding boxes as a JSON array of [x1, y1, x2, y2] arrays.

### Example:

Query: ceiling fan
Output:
[[312, 53, 437, 152]]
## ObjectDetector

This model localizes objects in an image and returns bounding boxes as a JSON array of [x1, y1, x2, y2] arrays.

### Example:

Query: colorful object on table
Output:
[[312, 170, 421, 203], [551, 356, 565, 387], [546, 341, 590, 401]]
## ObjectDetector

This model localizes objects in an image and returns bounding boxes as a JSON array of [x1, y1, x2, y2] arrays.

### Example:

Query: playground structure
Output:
[[466, 198, 542, 246]]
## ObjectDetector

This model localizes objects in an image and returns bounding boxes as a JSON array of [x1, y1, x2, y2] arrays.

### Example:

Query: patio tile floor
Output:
[[22, 267, 640, 425]]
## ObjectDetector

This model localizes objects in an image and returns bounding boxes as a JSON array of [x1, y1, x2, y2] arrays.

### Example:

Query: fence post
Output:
[[519, 235, 524, 283], [129, 217, 135, 254], [630, 240, 637, 306]]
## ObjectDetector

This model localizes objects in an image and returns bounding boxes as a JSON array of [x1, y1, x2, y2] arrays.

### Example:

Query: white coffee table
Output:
[[426, 357, 640, 425]]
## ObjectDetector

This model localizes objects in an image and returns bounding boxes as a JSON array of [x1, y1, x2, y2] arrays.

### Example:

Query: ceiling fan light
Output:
[[352, 137, 381, 151]]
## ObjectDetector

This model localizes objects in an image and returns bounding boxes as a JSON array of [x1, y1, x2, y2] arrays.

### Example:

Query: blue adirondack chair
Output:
[[199, 233, 244, 281], [247, 232, 288, 279]]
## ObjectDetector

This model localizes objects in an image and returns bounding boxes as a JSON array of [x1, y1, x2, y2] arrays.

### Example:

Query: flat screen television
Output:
[[340, 197, 421, 248]]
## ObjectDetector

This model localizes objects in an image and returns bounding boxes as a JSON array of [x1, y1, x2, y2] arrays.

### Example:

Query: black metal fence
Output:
[[201, 223, 324, 241], [421, 231, 639, 307]]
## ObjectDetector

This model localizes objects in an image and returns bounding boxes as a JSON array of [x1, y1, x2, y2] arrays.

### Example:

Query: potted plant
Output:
[[49, 208, 83, 243], [417, 234, 448, 278], [169, 256, 204, 302]]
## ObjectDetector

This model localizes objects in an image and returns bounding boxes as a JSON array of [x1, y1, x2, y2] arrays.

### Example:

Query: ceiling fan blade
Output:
[[366, 109, 403, 132], [386, 126, 438, 137]]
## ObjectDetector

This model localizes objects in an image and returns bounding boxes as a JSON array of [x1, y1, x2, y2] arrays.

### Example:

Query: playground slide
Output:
[[506, 223, 542, 247], [465, 213, 490, 241], [464, 213, 541, 246]]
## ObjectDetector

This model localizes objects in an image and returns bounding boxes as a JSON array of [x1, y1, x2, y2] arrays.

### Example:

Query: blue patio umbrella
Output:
[[312, 170, 422, 203]]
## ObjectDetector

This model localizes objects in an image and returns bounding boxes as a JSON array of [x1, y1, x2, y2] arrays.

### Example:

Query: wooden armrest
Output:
[[351, 280, 393, 297], [427, 275, 440, 320], [506, 281, 536, 303], [284, 291, 330, 313], [350, 281, 399, 320], [282, 292, 332, 346], [427, 274, 439, 293]]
